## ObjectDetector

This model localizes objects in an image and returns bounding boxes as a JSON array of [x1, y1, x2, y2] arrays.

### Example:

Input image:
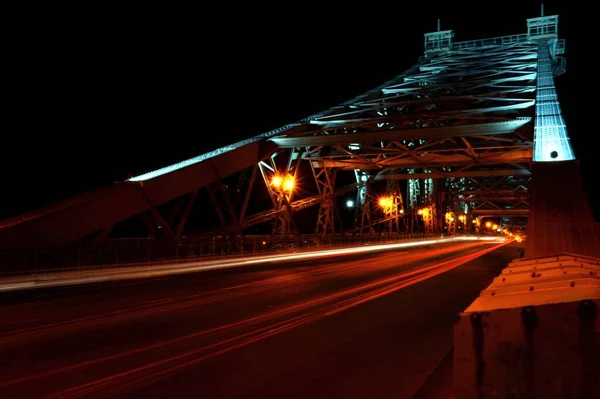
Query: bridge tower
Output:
[[450, 9, 599, 399]]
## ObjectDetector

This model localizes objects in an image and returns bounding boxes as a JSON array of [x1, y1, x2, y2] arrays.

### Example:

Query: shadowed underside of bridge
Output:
[[0, 14, 579, 255]]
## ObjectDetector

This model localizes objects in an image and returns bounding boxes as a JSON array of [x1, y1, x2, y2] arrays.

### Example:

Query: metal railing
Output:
[[0, 233, 440, 276], [419, 33, 533, 63], [419, 34, 564, 65], [451, 34, 529, 50]]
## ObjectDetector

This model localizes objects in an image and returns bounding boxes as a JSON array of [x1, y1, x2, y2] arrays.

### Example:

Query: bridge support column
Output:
[[380, 180, 405, 235], [312, 165, 340, 236], [408, 169, 443, 234], [407, 169, 420, 234], [444, 210, 456, 235], [418, 204, 436, 235], [258, 152, 299, 236]]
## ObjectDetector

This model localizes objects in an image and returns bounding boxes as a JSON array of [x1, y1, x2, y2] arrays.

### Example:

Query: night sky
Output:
[[4, 1, 583, 221]]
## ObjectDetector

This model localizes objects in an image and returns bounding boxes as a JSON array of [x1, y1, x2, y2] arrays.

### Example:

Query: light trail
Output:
[[0, 241, 485, 341], [0, 239, 508, 398], [0, 236, 504, 293]]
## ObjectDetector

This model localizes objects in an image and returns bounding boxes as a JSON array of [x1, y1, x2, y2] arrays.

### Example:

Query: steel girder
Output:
[[259, 40, 559, 233], [0, 140, 279, 250], [273, 46, 539, 172], [311, 164, 339, 236], [446, 174, 531, 231], [0, 22, 569, 252]]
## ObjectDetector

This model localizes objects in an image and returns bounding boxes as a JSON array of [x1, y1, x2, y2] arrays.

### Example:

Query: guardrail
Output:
[[452, 33, 529, 50], [0, 235, 509, 292], [419, 34, 564, 64], [0, 233, 442, 277]]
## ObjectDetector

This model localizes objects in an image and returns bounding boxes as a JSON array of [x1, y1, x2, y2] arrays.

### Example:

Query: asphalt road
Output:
[[0, 239, 520, 398]]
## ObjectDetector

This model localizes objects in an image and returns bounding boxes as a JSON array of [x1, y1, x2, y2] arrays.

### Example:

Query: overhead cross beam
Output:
[[271, 119, 530, 148]]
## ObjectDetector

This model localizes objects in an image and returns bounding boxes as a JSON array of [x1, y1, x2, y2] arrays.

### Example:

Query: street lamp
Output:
[[379, 197, 392, 209], [271, 175, 283, 189], [271, 174, 295, 193]]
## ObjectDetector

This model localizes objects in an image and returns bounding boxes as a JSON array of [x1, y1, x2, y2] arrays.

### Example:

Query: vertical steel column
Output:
[[312, 164, 338, 236], [408, 169, 424, 234], [418, 204, 435, 234], [258, 150, 299, 235], [354, 170, 373, 236], [381, 180, 405, 235], [445, 210, 457, 235]]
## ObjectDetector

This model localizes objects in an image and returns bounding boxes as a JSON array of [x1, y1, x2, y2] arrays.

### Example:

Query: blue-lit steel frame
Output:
[[123, 14, 572, 235], [0, 12, 573, 251], [526, 15, 574, 162], [533, 43, 574, 162]]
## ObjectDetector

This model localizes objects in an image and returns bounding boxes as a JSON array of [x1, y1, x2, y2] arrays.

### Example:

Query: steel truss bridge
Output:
[[1, 10, 599, 397], [0, 13, 592, 262]]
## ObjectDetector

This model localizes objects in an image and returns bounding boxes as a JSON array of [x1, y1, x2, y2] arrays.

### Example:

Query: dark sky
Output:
[[4, 1, 581, 220]]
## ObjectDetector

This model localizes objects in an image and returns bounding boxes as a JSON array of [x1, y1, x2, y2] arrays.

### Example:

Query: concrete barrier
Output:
[[454, 254, 600, 398]]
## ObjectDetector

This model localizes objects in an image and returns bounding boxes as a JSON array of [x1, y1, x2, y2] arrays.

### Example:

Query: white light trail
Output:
[[0, 236, 505, 292]]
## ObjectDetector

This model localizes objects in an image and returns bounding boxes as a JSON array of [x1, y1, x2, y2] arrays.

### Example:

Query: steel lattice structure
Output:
[[0, 13, 569, 251]]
